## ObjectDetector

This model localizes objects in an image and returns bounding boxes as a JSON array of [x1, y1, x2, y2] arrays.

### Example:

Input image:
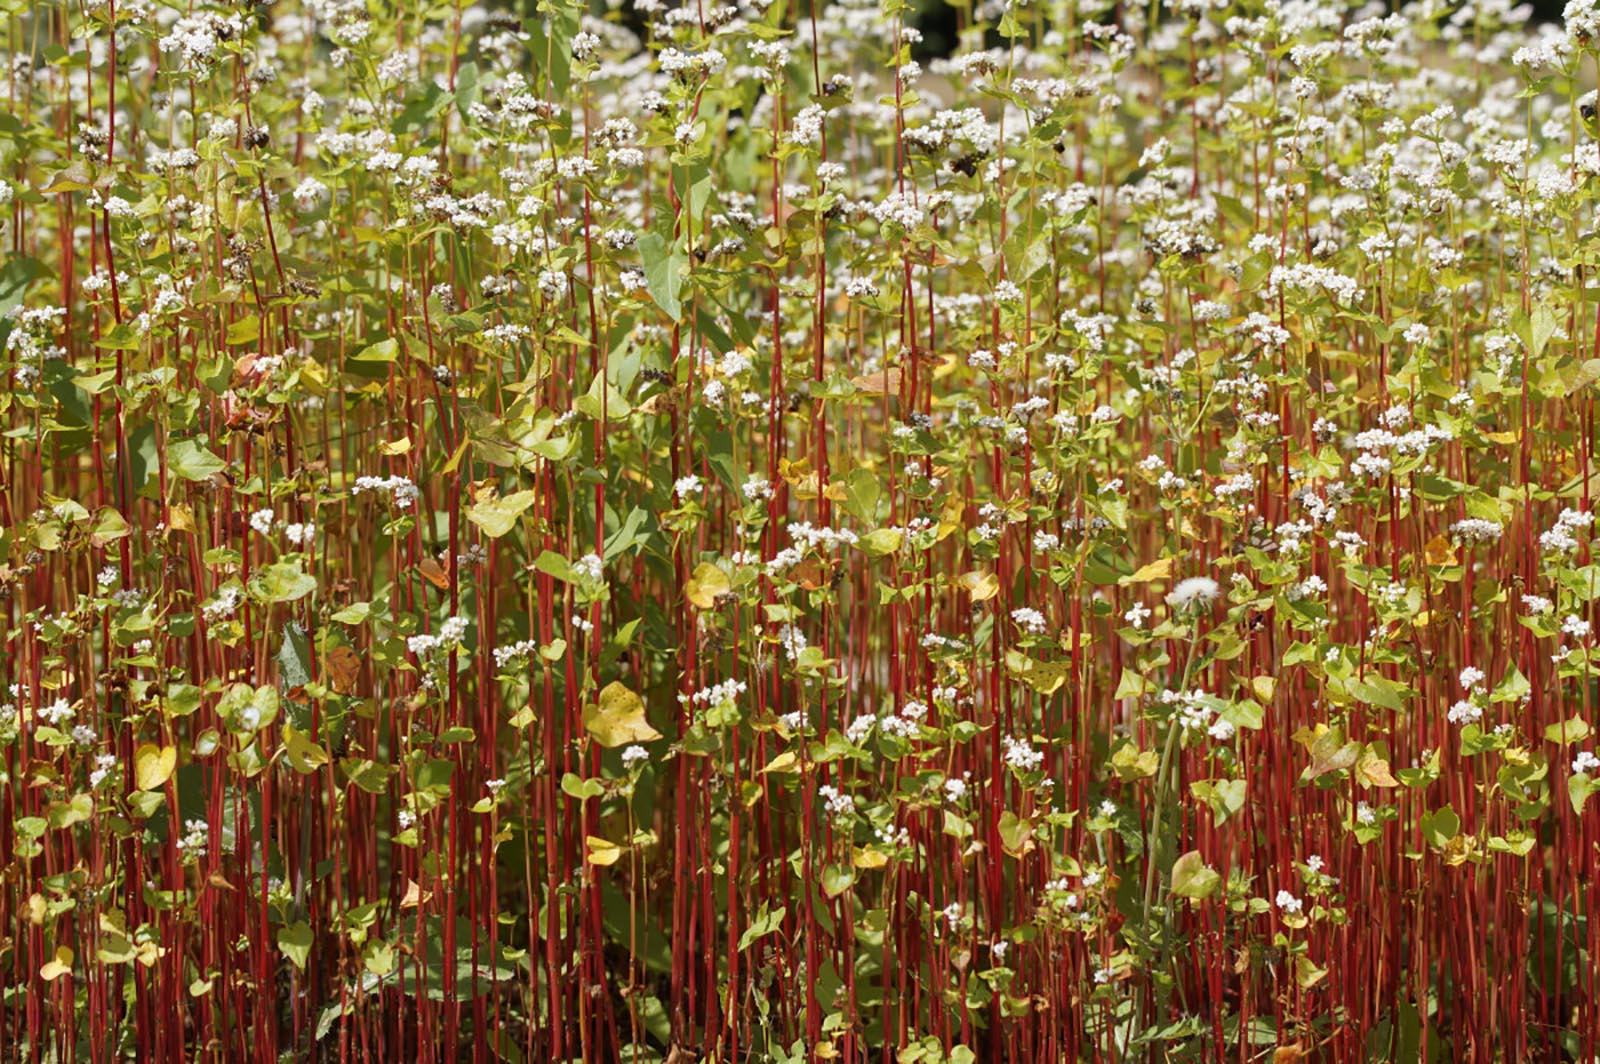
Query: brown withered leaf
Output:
[[325, 645, 362, 695]]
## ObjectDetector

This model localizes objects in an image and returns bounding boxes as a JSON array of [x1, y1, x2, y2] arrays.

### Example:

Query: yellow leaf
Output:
[[378, 437, 413, 456], [167, 504, 197, 534], [685, 562, 731, 609], [852, 846, 889, 869], [583, 681, 663, 748], [585, 835, 623, 866], [133, 743, 176, 793], [1484, 429, 1519, 444], [40, 947, 73, 982], [761, 750, 800, 775], [1423, 535, 1458, 567], [959, 570, 999, 602], [1252, 676, 1277, 703], [1119, 557, 1175, 586]]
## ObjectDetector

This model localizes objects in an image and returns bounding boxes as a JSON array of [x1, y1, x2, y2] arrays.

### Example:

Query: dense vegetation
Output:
[[5, 0, 1600, 1059]]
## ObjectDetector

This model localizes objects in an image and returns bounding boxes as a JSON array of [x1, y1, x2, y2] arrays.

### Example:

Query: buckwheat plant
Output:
[[7, 0, 1600, 1060]]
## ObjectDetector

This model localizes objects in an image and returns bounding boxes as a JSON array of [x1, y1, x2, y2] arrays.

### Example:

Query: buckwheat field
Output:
[[7, 0, 1600, 1059]]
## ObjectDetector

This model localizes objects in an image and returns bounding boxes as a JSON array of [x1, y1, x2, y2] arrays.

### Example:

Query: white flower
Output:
[[1275, 890, 1303, 914], [1002, 735, 1043, 772], [1166, 576, 1220, 612], [622, 745, 650, 769], [576, 553, 604, 582], [1010, 607, 1047, 635], [293, 177, 329, 212], [249, 508, 275, 535]]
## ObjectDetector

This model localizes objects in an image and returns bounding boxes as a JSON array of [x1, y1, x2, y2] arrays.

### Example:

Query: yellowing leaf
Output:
[[959, 570, 999, 602], [859, 527, 904, 556], [685, 562, 731, 609], [283, 726, 331, 774], [1119, 557, 1175, 586], [378, 437, 412, 456], [1251, 676, 1277, 703], [40, 947, 73, 981], [585, 835, 623, 866], [583, 681, 662, 747], [133, 743, 176, 793], [466, 489, 537, 539], [1170, 850, 1222, 899]]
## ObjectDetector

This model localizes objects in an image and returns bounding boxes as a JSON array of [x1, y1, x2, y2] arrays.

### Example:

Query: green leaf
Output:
[[455, 61, 481, 117], [1545, 717, 1590, 746], [1492, 665, 1531, 704], [278, 921, 314, 970], [821, 864, 855, 898], [276, 622, 313, 690], [737, 902, 785, 951], [353, 338, 399, 363], [0, 256, 45, 318], [169, 439, 226, 482], [1421, 805, 1461, 848], [561, 773, 604, 799], [997, 811, 1033, 857], [1346, 675, 1408, 712], [248, 562, 317, 604], [638, 232, 686, 321]]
